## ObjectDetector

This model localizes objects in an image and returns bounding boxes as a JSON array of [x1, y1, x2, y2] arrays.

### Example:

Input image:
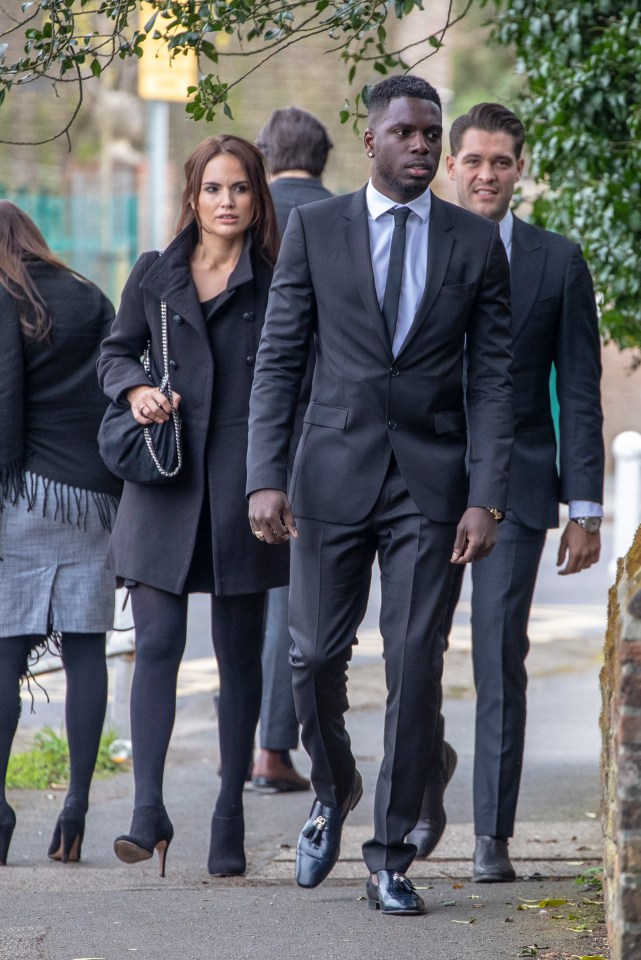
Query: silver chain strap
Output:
[[142, 301, 183, 478]]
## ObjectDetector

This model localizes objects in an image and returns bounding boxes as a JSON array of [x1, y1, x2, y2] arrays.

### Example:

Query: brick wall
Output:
[[602, 525, 641, 958]]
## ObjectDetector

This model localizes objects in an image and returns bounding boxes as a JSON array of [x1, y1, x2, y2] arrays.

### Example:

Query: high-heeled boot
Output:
[[114, 805, 174, 878], [47, 800, 86, 863], [0, 801, 16, 866], [208, 813, 246, 877]]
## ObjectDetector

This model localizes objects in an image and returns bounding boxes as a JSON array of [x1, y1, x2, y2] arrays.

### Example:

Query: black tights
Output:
[[0, 633, 108, 810], [129, 584, 264, 817]]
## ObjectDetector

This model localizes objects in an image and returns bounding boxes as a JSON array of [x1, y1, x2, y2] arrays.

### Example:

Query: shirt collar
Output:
[[366, 179, 431, 224], [498, 208, 514, 251]]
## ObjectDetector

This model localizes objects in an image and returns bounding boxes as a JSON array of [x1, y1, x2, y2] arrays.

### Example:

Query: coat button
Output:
[[169, 359, 178, 369], [388, 419, 397, 430], [243, 311, 254, 322], [246, 355, 255, 366], [390, 365, 400, 377], [173, 314, 183, 325]]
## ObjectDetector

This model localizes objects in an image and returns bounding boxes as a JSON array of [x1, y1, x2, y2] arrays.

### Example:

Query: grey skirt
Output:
[[0, 475, 116, 638]]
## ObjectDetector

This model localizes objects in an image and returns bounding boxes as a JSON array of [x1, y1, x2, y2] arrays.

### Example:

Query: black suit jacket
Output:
[[507, 216, 603, 529], [247, 187, 514, 525], [270, 177, 333, 236]]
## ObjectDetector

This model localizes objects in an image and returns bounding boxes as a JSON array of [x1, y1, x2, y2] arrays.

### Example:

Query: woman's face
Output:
[[193, 153, 254, 241]]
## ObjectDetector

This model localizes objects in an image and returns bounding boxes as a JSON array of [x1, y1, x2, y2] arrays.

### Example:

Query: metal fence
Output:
[[1, 171, 138, 307]]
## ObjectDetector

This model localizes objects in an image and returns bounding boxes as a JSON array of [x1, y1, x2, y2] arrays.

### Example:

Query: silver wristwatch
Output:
[[572, 516, 602, 534]]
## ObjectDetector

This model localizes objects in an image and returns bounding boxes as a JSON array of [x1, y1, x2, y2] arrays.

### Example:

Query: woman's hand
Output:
[[127, 385, 181, 425]]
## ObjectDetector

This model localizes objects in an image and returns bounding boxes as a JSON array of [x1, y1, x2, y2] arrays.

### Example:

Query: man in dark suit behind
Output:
[[246, 76, 514, 916], [407, 103, 604, 883], [257, 106, 334, 234], [251, 107, 334, 794]]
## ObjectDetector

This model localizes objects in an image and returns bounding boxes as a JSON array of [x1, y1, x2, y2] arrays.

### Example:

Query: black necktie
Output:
[[382, 206, 411, 347]]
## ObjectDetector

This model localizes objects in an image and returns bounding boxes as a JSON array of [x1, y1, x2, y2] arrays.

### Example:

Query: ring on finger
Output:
[[254, 530, 265, 540]]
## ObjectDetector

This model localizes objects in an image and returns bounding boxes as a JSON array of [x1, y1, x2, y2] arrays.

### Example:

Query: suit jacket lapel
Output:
[[395, 192, 453, 360], [343, 186, 392, 356], [510, 216, 547, 342]]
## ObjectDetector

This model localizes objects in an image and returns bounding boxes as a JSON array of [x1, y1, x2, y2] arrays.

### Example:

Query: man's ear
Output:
[[363, 127, 375, 157], [515, 156, 525, 182], [445, 155, 457, 181]]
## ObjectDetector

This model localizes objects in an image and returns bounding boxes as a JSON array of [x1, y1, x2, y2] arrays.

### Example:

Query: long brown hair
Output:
[[176, 135, 280, 266], [0, 200, 75, 342]]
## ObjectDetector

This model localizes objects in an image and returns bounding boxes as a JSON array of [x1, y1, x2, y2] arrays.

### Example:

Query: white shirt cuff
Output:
[[569, 500, 603, 519]]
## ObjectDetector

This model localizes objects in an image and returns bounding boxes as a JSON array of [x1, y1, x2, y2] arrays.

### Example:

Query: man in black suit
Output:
[[246, 76, 514, 916], [407, 103, 604, 882], [251, 107, 334, 795], [257, 106, 334, 234]]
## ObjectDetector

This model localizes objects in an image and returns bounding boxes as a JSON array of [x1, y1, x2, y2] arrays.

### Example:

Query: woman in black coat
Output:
[[98, 135, 289, 877], [0, 201, 120, 866]]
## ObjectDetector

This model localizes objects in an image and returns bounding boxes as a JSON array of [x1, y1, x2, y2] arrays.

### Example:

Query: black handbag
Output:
[[98, 302, 183, 485]]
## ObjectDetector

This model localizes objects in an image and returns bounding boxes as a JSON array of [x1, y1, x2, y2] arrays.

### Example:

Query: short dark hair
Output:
[[449, 103, 526, 159], [256, 107, 333, 178], [367, 75, 441, 119]]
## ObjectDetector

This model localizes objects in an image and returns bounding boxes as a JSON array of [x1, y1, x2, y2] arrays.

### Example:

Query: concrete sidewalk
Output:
[[0, 521, 612, 959]]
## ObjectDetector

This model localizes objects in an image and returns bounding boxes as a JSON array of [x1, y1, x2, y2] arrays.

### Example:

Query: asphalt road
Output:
[[1, 512, 613, 959]]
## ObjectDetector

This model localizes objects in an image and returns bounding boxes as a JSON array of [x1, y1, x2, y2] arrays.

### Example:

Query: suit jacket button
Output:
[[246, 355, 255, 366], [243, 311, 254, 322], [169, 359, 178, 369], [390, 365, 400, 377], [388, 419, 397, 430], [173, 314, 183, 325]]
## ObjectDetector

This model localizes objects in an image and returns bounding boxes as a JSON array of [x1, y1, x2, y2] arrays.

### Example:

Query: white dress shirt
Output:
[[497, 210, 602, 520], [366, 180, 430, 357]]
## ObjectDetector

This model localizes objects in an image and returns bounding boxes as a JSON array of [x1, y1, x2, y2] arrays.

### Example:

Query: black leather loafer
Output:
[[366, 870, 426, 915], [406, 740, 457, 859], [295, 770, 362, 888], [472, 835, 516, 882]]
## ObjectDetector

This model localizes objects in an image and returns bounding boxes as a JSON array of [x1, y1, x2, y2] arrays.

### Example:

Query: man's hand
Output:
[[248, 489, 298, 545], [556, 521, 601, 575], [451, 507, 499, 564]]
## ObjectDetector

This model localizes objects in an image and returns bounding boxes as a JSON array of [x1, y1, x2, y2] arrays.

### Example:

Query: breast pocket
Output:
[[439, 281, 477, 298]]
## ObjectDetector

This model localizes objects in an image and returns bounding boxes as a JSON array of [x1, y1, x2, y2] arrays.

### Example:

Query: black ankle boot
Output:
[[208, 813, 245, 876], [114, 805, 174, 878], [0, 801, 16, 866], [47, 800, 87, 863]]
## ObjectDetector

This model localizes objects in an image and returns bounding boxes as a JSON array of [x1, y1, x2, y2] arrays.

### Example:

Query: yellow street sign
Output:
[[137, 5, 198, 103]]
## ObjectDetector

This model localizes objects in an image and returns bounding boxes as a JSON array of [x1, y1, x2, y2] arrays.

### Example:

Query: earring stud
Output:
[[367, 151, 374, 158]]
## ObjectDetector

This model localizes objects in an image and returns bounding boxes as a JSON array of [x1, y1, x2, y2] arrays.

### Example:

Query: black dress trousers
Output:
[[288, 458, 457, 873]]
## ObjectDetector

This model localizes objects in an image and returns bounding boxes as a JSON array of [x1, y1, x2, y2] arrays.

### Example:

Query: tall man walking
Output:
[[251, 107, 334, 794], [407, 103, 604, 882], [246, 76, 514, 916]]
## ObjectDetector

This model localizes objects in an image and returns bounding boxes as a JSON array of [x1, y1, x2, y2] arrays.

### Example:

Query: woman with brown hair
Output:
[[98, 135, 289, 877], [0, 201, 120, 866]]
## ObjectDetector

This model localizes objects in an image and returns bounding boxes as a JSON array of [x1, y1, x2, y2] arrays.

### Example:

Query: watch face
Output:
[[578, 517, 601, 534]]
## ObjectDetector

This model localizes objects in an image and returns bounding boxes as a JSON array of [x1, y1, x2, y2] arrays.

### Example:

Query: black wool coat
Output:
[[97, 223, 290, 596]]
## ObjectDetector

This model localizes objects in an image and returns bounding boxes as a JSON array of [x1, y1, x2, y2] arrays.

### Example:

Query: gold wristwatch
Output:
[[485, 507, 505, 523]]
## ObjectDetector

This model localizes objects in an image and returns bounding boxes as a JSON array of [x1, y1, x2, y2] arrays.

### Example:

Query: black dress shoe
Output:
[[406, 740, 457, 859], [366, 871, 426, 915], [295, 770, 362, 888], [472, 835, 516, 882]]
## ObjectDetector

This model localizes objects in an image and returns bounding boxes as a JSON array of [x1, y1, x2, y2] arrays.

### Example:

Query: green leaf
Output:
[[223, 101, 233, 119], [90, 58, 101, 77]]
